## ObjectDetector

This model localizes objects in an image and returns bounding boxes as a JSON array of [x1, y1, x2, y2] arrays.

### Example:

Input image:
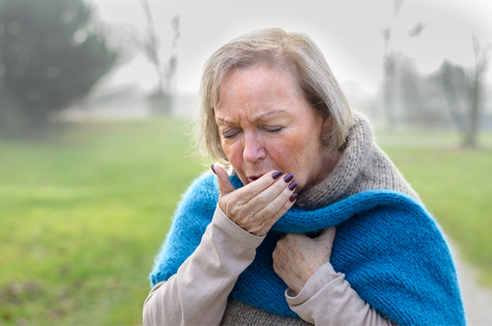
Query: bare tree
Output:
[[393, 0, 405, 17], [437, 33, 490, 148], [380, 0, 426, 131], [438, 61, 468, 133], [139, 0, 180, 115], [381, 25, 397, 131], [464, 33, 490, 147], [382, 51, 398, 131]]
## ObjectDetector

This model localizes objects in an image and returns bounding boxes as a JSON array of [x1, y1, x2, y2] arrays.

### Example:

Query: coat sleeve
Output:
[[286, 263, 394, 325], [143, 206, 264, 326]]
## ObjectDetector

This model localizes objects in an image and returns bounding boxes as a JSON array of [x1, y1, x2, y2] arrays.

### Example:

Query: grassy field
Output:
[[0, 119, 491, 325], [0, 119, 205, 325]]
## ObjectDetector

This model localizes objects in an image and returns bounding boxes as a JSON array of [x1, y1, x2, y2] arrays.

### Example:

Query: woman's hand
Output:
[[272, 227, 336, 295], [212, 165, 297, 236]]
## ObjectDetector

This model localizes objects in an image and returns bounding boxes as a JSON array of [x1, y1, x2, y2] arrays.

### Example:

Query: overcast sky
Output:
[[91, 0, 492, 96]]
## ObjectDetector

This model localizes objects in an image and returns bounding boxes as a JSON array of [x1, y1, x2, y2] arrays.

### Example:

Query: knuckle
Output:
[[255, 192, 270, 208], [226, 201, 241, 217], [262, 205, 280, 221], [248, 186, 260, 197], [243, 183, 261, 198], [272, 250, 279, 261], [224, 200, 233, 213], [277, 179, 291, 192], [236, 214, 249, 228], [273, 262, 280, 274], [276, 236, 287, 246], [283, 233, 295, 241]]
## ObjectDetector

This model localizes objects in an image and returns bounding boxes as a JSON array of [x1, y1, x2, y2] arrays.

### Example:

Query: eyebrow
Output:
[[216, 110, 286, 124], [253, 110, 285, 122]]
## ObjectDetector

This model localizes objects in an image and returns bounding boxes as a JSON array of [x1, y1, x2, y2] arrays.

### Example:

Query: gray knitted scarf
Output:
[[220, 113, 418, 325]]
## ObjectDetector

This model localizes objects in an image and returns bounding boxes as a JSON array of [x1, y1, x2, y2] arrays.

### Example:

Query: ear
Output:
[[319, 114, 333, 147], [322, 114, 333, 133]]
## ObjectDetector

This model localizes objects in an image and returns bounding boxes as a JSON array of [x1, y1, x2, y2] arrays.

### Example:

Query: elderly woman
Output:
[[143, 28, 465, 325]]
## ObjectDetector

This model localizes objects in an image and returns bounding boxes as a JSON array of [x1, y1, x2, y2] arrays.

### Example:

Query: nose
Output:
[[243, 132, 267, 163]]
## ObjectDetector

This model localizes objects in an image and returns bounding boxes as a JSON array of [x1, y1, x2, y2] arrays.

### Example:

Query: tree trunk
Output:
[[463, 72, 481, 148], [384, 54, 397, 132]]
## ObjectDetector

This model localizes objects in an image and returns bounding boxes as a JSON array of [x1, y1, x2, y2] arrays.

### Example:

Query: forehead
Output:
[[223, 62, 298, 86], [214, 63, 317, 124], [217, 64, 301, 105]]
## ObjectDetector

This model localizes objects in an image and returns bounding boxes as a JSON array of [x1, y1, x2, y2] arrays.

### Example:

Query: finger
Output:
[[278, 232, 308, 245], [218, 170, 284, 211], [246, 197, 294, 235], [246, 173, 295, 213], [249, 183, 297, 233], [315, 226, 336, 243], [235, 170, 284, 202], [211, 164, 235, 196]]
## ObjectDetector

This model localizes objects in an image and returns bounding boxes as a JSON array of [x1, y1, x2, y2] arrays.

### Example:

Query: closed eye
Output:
[[264, 126, 283, 133], [222, 128, 241, 139]]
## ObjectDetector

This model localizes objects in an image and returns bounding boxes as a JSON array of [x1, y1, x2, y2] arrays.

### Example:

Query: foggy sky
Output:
[[91, 0, 492, 96]]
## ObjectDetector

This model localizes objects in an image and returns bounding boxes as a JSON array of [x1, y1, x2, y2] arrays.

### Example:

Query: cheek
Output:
[[221, 141, 244, 167], [274, 134, 322, 181], [291, 145, 312, 174], [269, 142, 305, 172]]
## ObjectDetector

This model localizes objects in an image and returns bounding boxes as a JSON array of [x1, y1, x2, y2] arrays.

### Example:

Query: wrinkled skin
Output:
[[272, 227, 336, 295], [213, 166, 296, 236], [213, 63, 340, 292]]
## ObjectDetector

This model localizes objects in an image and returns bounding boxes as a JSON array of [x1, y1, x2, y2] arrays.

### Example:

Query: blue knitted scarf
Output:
[[150, 173, 465, 325]]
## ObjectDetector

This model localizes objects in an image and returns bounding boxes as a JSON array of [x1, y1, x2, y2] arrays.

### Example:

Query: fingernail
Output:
[[272, 170, 283, 179], [288, 180, 297, 191], [211, 164, 216, 174], [284, 173, 294, 182], [290, 193, 298, 202]]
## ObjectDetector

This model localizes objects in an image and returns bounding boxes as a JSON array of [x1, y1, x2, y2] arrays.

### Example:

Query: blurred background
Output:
[[0, 0, 491, 325]]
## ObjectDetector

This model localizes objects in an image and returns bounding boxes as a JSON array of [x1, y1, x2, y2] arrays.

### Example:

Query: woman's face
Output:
[[214, 64, 335, 194]]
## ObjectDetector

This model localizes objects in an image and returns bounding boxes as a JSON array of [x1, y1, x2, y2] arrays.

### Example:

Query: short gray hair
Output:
[[195, 28, 353, 164]]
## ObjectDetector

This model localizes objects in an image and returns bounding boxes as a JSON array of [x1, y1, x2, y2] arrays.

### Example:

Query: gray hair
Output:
[[195, 28, 353, 164]]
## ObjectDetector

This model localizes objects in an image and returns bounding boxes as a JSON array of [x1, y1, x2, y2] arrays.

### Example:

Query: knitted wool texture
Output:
[[150, 174, 465, 326], [295, 114, 420, 209], [150, 114, 464, 325]]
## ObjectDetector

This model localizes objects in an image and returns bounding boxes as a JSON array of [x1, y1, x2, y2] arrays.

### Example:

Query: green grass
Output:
[[0, 120, 491, 324], [0, 119, 205, 325]]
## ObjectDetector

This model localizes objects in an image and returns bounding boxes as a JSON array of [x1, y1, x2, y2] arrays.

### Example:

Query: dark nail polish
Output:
[[290, 193, 298, 202], [211, 164, 216, 174], [288, 180, 297, 191], [272, 170, 283, 179], [284, 173, 294, 182]]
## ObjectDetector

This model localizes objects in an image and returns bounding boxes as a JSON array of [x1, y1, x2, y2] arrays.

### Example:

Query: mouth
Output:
[[247, 175, 263, 183]]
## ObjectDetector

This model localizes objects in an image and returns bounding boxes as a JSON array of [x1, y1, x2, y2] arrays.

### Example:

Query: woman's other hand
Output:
[[272, 227, 336, 295], [212, 164, 297, 236]]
